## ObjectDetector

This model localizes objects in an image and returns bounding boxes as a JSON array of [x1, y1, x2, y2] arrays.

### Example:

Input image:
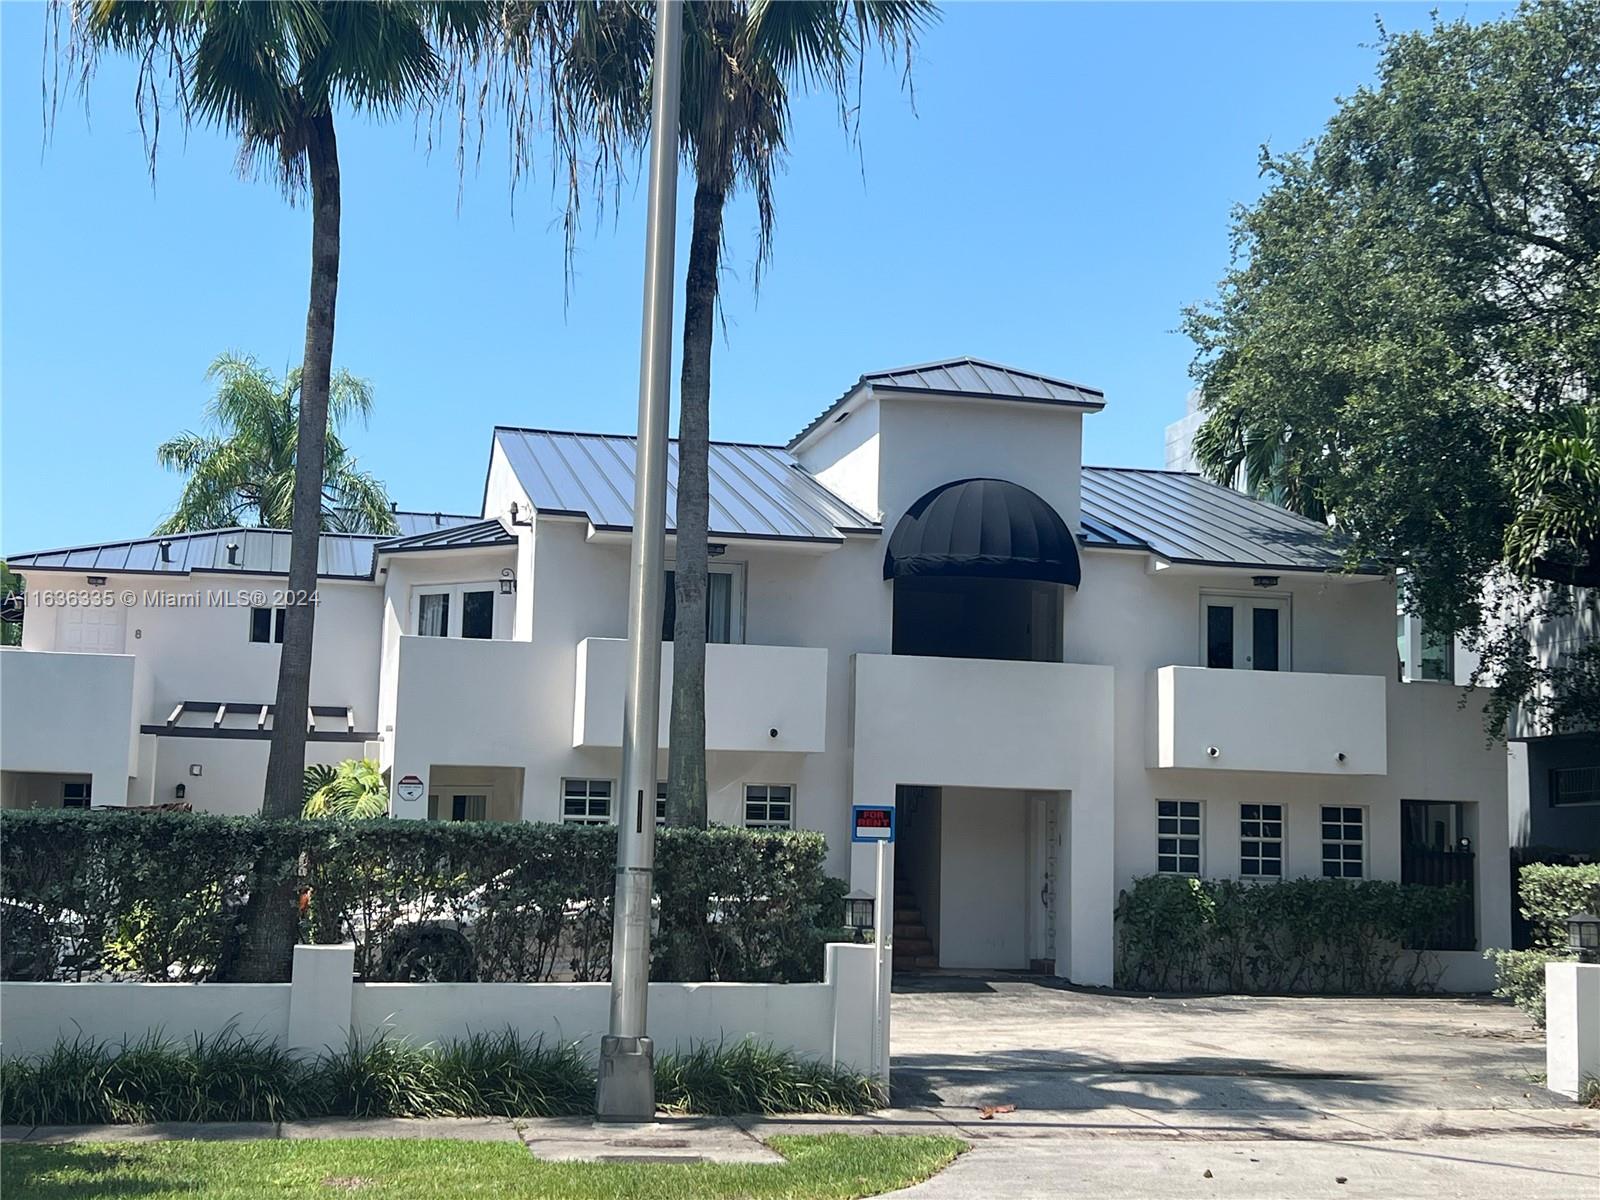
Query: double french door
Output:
[[1202, 594, 1290, 670]]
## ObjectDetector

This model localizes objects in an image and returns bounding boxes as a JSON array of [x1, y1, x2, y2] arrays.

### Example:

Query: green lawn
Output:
[[1, 1133, 965, 1200]]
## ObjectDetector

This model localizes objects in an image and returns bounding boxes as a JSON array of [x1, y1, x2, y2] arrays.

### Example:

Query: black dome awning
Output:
[[883, 478, 1082, 587]]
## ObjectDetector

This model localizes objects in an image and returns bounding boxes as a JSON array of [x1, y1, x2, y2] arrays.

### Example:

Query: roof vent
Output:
[[434, 512, 444, 527], [225, 541, 240, 566], [158, 540, 173, 564]]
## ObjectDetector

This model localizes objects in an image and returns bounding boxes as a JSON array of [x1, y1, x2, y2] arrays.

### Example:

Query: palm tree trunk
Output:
[[663, 172, 725, 984], [665, 173, 724, 831], [235, 108, 340, 983]]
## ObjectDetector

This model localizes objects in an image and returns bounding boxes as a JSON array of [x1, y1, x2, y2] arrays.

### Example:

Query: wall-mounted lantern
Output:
[[174, 783, 186, 800], [499, 568, 516, 595], [844, 890, 875, 934], [86, 575, 108, 587], [1568, 913, 1600, 964], [1251, 575, 1280, 589]]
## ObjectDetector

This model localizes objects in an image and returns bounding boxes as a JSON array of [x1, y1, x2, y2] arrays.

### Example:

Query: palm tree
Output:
[[662, 3, 932, 831], [302, 758, 390, 819], [156, 353, 397, 536], [66, 1, 489, 980]]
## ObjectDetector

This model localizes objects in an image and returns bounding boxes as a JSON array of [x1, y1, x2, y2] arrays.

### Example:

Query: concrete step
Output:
[[896, 937, 935, 956], [893, 908, 921, 923], [894, 923, 927, 940]]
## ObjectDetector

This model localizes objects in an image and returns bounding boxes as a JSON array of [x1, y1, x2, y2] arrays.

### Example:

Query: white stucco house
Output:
[[2, 357, 1510, 988]]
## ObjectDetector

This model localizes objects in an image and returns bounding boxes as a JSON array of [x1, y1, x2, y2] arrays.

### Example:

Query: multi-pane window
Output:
[[1551, 766, 1599, 807], [656, 782, 668, 827], [414, 585, 496, 639], [744, 784, 793, 830], [1157, 800, 1202, 875], [562, 778, 612, 825], [62, 781, 91, 809], [249, 607, 285, 643], [1240, 803, 1283, 877], [1321, 806, 1365, 878]]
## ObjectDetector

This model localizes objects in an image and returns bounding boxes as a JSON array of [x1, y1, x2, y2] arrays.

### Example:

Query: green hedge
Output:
[[0, 811, 848, 984], [1115, 875, 1466, 994], [0, 1031, 883, 1125], [1487, 862, 1600, 1025]]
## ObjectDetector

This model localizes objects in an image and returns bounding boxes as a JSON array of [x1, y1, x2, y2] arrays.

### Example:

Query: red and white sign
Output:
[[395, 774, 425, 803]]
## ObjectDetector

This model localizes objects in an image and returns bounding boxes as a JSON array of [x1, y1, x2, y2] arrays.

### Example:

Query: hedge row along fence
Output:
[[0, 1030, 884, 1126], [1487, 862, 1600, 1026], [1115, 875, 1468, 994], [0, 811, 848, 985]]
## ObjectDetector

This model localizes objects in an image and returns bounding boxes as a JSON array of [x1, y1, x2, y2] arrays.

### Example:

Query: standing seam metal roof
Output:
[[376, 518, 515, 554], [1078, 467, 1372, 573], [789, 356, 1106, 448], [3, 527, 385, 579], [492, 428, 878, 542]]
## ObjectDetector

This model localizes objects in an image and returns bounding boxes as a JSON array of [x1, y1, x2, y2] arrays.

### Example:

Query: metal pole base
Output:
[[595, 1035, 655, 1122]]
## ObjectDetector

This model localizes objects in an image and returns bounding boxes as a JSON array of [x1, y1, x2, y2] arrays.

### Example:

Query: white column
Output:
[[1545, 961, 1600, 1101], [286, 943, 356, 1059]]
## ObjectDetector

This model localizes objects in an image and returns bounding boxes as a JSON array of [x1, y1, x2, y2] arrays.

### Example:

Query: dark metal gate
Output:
[[1401, 846, 1476, 951]]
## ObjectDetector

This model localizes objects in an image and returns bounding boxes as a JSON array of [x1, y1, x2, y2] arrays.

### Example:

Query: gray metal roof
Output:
[[790, 356, 1106, 448], [377, 518, 515, 554], [5, 527, 384, 580], [391, 510, 482, 538], [492, 428, 879, 543], [1079, 467, 1376, 574]]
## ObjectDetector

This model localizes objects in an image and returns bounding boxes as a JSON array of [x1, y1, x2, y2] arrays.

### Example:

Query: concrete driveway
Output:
[[891, 974, 1559, 1112], [870, 975, 1598, 1199]]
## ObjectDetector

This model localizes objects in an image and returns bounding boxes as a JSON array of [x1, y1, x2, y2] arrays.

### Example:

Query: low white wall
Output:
[[1546, 961, 1600, 1101], [0, 983, 291, 1057], [1, 943, 882, 1077], [1152, 666, 1388, 775], [574, 638, 829, 753]]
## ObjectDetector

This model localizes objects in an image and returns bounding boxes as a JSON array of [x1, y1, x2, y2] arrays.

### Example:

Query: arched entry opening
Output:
[[885, 477, 1080, 662]]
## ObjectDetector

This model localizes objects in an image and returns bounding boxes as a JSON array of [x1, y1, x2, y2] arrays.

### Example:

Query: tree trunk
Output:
[[663, 172, 725, 984], [665, 173, 725, 832], [235, 109, 340, 983]]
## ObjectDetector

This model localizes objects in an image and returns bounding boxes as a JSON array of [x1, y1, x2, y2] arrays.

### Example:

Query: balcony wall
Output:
[[573, 638, 828, 753], [0, 648, 136, 801], [1150, 665, 1387, 775]]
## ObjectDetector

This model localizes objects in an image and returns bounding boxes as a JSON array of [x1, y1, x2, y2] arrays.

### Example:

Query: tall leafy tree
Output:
[[1183, 0, 1600, 735], [156, 353, 396, 535], [64, 1, 488, 979]]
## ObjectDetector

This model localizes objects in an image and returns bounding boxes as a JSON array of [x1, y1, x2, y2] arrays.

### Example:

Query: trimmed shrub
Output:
[[1115, 875, 1465, 994], [0, 1033, 879, 1125], [1487, 862, 1600, 1025], [0, 810, 846, 984]]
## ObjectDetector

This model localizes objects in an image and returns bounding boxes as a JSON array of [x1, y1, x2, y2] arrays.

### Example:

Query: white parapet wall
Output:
[[0, 943, 882, 1076]]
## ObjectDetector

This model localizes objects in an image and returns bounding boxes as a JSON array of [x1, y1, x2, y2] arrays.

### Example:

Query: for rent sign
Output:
[[851, 805, 895, 843]]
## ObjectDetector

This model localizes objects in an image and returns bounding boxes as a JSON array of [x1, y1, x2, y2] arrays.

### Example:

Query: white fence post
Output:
[[1546, 961, 1600, 1101], [286, 944, 356, 1060]]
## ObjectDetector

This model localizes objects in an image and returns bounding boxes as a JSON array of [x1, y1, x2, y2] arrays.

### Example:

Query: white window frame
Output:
[[1240, 803, 1284, 878], [1157, 800, 1203, 875], [743, 783, 794, 830], [410, 581, 500, 640], [1199, 591, 1292, 671], [249, 606, 286, 644], [663, 560, 747, 645], [1320, 805, 1366, 879], [561, 778, 613, 825]]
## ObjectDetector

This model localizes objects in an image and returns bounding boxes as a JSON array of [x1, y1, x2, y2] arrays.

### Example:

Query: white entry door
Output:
[[57, 602, 126, 653], [1201, 594, 1290, 671]]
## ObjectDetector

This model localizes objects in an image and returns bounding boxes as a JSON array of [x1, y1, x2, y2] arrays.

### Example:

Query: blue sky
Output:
[[1, 1, 1510, 552]]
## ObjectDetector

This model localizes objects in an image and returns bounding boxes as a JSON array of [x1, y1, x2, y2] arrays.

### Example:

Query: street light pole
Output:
[[596, 0, 683, 1123]]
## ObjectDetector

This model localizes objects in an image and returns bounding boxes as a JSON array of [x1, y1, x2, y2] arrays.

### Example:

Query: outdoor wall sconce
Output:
[[844, 890, 875, 934], [86, 575, 107, 587], [499, 568, 516, 595], [769, 727, 779, 739], [1568, 913, 1600, 963], [1456, 836, 1472, 852], [1206, 746, 1220, 758], [189, 764, 202, 777], [174, 783, 186, 800], [1252, 575, 1279, 588]]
